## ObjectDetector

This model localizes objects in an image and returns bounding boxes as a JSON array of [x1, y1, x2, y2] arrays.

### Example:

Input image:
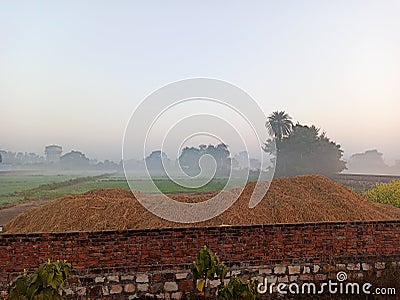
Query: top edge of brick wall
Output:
[[1, 219, 399, 238]]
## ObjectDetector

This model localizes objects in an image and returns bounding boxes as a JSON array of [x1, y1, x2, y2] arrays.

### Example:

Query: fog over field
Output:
[[1, 1, 399, 173]]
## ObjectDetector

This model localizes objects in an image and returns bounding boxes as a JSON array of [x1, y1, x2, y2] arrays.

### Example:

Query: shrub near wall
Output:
[[365, 180, 400, 208], [0, 221, 399, 298]]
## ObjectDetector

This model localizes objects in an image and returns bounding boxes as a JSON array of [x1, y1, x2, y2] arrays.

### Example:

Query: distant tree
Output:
[[0, 153, 2, 164], [95, 159, 120, 171], [266, 111, 293, 141], [199, 144, 208, 152], [145, 150, 169, 173], [179, 146, 202, 176], [60, 150, 89, 167], [211, 143, 231, 176], [263, 124, 346, 177], [178, 144, 231, 177]]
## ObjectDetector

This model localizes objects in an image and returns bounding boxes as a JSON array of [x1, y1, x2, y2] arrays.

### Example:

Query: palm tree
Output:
[[266, 111, 293, 141]]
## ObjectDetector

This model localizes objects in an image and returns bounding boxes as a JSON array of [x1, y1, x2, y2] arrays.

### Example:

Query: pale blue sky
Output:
[[1, 1, 399, 162]]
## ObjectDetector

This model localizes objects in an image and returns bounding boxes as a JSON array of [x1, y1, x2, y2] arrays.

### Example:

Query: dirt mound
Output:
[[5, 175, 400, 233]]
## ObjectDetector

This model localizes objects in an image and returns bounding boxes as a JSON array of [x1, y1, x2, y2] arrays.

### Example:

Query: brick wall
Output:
[[0, 220, 399, 299]]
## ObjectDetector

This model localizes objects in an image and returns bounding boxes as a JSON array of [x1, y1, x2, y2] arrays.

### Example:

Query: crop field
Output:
[[0, 171, 240, 207], [1, 171, 396, 209], [6, 174, 400, 234], [0, 173, 80, 205]]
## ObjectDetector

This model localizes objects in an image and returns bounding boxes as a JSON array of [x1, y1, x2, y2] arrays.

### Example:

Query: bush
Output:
[[217, 275, 259, 300], [8, 259, 72, 300], [364, 180, 400, 207], [190, 246, 259, 299], [190, 246, 227, 296]]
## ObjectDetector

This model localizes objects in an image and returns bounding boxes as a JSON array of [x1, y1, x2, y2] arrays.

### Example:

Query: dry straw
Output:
[[5, 175, 400, 233]]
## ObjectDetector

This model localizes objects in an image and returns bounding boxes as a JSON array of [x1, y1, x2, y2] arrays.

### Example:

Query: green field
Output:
[[1, 170, 386, 208], [0, 171, 242, 206]]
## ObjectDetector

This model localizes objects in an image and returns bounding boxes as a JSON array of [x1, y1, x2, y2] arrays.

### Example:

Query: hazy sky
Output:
[[1, 1, 399, 163]]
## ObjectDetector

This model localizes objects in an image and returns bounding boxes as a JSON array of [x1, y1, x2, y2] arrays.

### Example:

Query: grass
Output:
[[1, 171, 384, 208], [0, 174, 78, 195], [0, 173, 112, 206], [0, 172, 243, 207]]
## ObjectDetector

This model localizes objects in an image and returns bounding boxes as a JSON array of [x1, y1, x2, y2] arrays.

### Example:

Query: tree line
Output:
[[263, 111, 346, 177]]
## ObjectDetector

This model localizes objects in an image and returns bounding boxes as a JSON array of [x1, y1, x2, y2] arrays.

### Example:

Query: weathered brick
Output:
[[65, 288, 74, 295], [375, 262, 385, 270], [1, 220, 400, 297], [175, 272, 188, 280], [323, 265, 335, 273], [258, 268, 272, 275], [110, 285, 123, 294], [209, 279, 220, 288], [313, 265, 320, 273], [137, 283, 149, 292], [149, 282, 164, 293], [278, 276, 289, 283], [362, 263, 372, 271], [288, 266, 301, 275], [315, 274, 327, 281], [95, 276, 105, 283], [152, 273, 162, 281], [136, 274, 149, 283], [265, 275, 277, 284], [171, 292, 182, 299], [88, 286, 102, 296], [231, 270, 241, 276], [124, 284, 136, 293], [121, 275, 134, 281], [347, 263, 360, 271], [76, 287, 86, 296], [336, 264, 346, 270], [107, 275, 119, 282], [274, 266, 286, 275], [178, 280, 193, 292], [102, 286, 109, 296], [164, 281, 178, 292], [299, 274, 313, 281]]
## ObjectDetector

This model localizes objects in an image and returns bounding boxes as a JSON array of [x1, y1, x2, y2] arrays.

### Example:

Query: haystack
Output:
[[5, 175, 400, 233]]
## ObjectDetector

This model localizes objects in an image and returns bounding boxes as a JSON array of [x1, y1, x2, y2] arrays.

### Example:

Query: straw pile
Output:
[[4, 175, 400, 233]]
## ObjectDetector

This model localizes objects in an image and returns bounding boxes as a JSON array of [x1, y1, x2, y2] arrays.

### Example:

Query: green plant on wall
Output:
[[217, 275, 259, 300], [190, 246, 259, 299], [8, 259, 72, 300], [190, 246, 227, 296]]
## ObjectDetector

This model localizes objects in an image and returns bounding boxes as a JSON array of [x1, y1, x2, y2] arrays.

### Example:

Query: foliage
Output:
[[59, 151, 89, 167], [190, 247, 259, 299], [8, 259, 72, 300], [179, 144, 231, 177], [190, 246, 227, 295], [265, 111, 293, 141], [217, 275, 259, 300], [263, 123, 346, 177], [364, 180, 400, 207], [145, 150, 170, 175]]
